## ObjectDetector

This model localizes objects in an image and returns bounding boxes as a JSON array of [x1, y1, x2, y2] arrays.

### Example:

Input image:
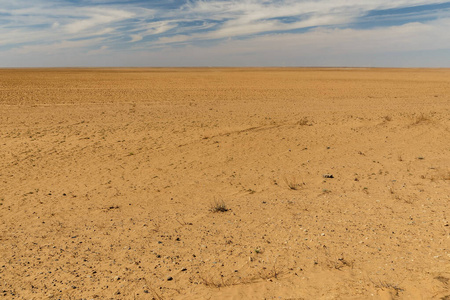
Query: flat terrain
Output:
[[0, 68, 449, 299]]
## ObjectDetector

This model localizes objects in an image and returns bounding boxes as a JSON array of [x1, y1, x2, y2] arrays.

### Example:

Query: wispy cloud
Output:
[[88, 45, 110, 55], [16, 38, 104, 55], [1, 0, 450, 66], [130, 34, 143, 43], [64, 8, 134, 34]]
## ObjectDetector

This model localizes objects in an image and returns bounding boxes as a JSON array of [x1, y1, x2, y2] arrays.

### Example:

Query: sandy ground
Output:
[[0, 68, 449, 299]]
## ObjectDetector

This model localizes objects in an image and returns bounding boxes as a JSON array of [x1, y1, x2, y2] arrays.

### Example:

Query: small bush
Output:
[[284, 177, 304, 190], [210, 199, 228, 213], [297, 117, 309, 126], [412, 113, 430, 125]]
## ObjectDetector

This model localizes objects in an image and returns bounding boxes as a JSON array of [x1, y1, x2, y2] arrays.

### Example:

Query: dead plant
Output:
[[209, 199, 229, 213], [374, 280, 404, 296], [412, 113, 430, 125], [284, 176, 304, 190], [297, 117, 309, 126], [258, 259, 282, 280]]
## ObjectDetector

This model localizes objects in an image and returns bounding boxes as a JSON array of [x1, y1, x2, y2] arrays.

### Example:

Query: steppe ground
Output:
[[0, 68, 449, 300]]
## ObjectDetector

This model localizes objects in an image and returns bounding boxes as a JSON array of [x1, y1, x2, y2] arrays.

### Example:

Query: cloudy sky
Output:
[[1, 0, 450, 67]]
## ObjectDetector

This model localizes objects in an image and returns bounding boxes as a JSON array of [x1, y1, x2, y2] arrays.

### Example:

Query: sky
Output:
[[1, 0, 450, 67]]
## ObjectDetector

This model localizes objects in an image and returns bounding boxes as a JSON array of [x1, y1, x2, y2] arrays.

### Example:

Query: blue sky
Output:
[[1, 0, 450, 67]]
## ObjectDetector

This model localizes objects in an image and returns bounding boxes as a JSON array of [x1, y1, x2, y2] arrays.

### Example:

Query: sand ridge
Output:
[[0, 68, 449, 299]]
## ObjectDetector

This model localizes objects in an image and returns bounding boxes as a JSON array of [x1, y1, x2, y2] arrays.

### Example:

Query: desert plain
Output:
[[0, 68, 449, 299]]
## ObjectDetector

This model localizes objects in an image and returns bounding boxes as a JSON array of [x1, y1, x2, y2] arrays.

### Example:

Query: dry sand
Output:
[[0, 68, 449, 299]]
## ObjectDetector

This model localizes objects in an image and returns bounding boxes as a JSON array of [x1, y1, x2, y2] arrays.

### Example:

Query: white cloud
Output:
[[1, 0, 450, 66], [174, 0, 450, 42], [16, 39, 102, 54], [64, 8, 134, 34], [130, 34, 143, 42], [144, 21, 177, 35]]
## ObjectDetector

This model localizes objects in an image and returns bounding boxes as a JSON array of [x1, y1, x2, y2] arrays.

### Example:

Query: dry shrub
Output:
[[258, 263, 282, 280], [412, 113, 431, 125], [373, 280, 404, 296], [283, 176, 304, 190], [209, 199, 229, 213], [328, 257, 354, 270], [297, 117, 309, 126]]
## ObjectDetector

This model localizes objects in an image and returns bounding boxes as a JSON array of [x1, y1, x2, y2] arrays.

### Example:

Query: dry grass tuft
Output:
[[412, 113, 431, 125], [199, 274, 228, 288], [434, 276, 449, 285], [210, 199, 229, 213], [297, 117, 310, 126], [148, 286, 164, 300], [258, 261, 282, 280], [284, 176, 304, 190], [373, 280, 404, 296], [198, 273, 256, 288], [329, 257, 354, 270]]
